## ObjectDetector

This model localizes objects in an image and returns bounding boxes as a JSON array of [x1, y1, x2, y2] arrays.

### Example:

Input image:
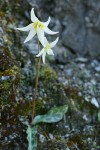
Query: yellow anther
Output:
[[33, 21, 45, 30], [45, 44, 51, 51]]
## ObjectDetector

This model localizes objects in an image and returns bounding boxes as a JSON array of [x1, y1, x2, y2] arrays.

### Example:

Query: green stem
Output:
[[31, 41, 41, 123]]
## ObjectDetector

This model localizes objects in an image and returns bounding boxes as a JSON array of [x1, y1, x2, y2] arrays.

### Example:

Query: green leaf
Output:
[[27, 125, 37, 150], [33, 105, 68, 125]]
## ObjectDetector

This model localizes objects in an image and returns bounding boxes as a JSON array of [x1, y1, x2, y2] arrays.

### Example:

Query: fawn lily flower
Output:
[[36, 37, 59, 64], [16, 8, 58, 46]]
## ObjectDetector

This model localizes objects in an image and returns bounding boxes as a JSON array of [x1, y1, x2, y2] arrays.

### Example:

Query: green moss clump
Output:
[[0, 47, 14, 71], [0, 65, 19, 106], [38, 65, 67, 110], [40, 65, 57, 81], [0, 65, 19, 76], [15, 99, 43, 117], [39, 65, 58, 89], [0, 47, 20, 106]]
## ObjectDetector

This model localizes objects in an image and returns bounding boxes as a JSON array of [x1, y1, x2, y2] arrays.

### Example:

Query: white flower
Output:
[[36, 37, 59, 64], [15, 8, 58, 46]]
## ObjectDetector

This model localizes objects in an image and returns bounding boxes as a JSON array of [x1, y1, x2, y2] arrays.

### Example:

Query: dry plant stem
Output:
[[32, 41, 41, 123]]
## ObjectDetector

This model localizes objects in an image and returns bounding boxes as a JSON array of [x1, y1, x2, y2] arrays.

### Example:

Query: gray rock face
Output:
[[35, 0, 100, 57]]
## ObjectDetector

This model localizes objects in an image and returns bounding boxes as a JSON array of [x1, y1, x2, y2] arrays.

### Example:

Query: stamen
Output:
[[45, 44, 51, 51], [33, 21, 45, 30]]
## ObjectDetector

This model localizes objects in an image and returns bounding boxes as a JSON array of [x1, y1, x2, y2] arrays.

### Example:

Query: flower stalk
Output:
[[15, 8, 61, 150], [15, 7, 59, 123], [31, 41, 41, 123]]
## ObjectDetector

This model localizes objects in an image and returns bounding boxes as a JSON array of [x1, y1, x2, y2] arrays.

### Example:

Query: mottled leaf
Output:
[[27, 125, 37, 150], [33, 105, 68, 125]]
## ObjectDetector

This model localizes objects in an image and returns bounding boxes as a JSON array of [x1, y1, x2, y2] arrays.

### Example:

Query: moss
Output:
[[37, 65, 67, 111], [0, 80, 10, 90], [35, 100, 44, 114], [0, 11, 5, 17], [14, 99, 43, 118], [0, 47, 20, 106], [67, 134, 90, 150], [0, 66, 19, 106], [65, 86, 98, 122], [0, 47, 14, 71], [16, 101, 32, 116], [40, 65, 57, 81], [39, 65, 58, 90], [0, 65, 19, 76]]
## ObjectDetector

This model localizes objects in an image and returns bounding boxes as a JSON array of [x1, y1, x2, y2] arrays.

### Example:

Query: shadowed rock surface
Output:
[[32, 0, 100, 58]]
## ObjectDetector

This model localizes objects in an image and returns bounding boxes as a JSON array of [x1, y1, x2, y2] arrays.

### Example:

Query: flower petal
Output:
[[47, 49, 54, 55], [43, 16, 51, 26], [44, 37, 49, 45], [42, 51, 46, 64], [31, 8, 39, 22], [24, 29, 36, 43], [50, 37, 59, 48], [44, 27, 59, 35], [37, 30, 45, 46], [15, 23, 33, 31], [36, 48, 45, 57]]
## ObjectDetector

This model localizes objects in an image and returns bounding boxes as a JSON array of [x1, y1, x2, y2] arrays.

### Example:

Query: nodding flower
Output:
[[15, 8, 58, 46], [36, 37, 59, 64]]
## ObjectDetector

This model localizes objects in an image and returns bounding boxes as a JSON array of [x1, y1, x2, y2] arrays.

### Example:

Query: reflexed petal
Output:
[[44, 37, 49, 45], [37, 30, 45, 46], [43, 16, 51, 26], [44, 27, 58, 35], [24, 29, 36, 43], [31, 8, 39, 22], [42, 51, 46, 64], [50, 37, 59, 48], [15, 23, 33, 31], [36, 48, 45, 57], [47, 49, 54, 55]]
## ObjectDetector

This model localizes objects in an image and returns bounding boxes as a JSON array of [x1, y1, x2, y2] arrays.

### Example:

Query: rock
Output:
[[34, 0, 100, 58], [1, 0, 100, 149], [61, 0, 100, 57], [39, 134, 45, 143], [75, 57, 88, 63], [95, 66, 100, 72], [91, 97, 99, 108]]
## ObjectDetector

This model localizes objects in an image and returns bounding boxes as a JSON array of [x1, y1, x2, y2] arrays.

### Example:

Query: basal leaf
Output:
[[33, 105, 68, 125], [27, 125, 37, 150]]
